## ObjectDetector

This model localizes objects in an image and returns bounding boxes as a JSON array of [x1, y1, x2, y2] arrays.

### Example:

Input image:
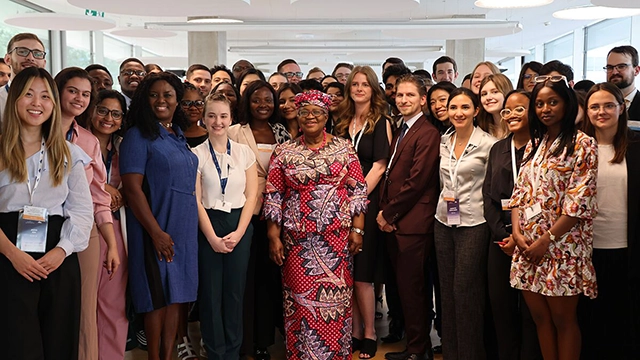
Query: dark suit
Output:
[[628, 90, 640, 121], [380, 114, 440, 355]]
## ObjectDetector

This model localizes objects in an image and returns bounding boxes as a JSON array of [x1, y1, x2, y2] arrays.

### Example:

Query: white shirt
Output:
[[435, 126, 497, 227], [388, 111, 423, 168], [593, 144, 628, 249], [192, 139, 256, 210]]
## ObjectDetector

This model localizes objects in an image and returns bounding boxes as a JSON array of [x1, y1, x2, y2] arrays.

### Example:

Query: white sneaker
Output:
[[177, 336, 198, 360]]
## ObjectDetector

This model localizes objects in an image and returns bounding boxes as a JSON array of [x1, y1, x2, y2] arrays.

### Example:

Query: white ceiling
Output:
[[12, 0, 614, 71]]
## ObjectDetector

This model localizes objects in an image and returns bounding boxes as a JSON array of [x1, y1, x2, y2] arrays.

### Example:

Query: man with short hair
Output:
[[0, 59, 10, 87], [383, 57, 405, 73], [211, 65, 235, 88], [186, 64, 212, 96], [231, 59, 254, 80], [378, 74, 440, 360], [277, 59, 303, 84], [539, 60, 575, 87], [606, 45, 640, 120], [117, 58, 146, 108], [85, 64, 113, 93], [383, 64, 412, 127], [1, 32, 47, 121], [432, 56, 458, 83]]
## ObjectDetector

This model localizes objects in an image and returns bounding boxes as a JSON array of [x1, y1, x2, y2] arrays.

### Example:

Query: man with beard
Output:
[[1, 33, 47, 123], [117, 58, 146, 108], [607, 45, 640, 121], [383, 64, 411, 129]]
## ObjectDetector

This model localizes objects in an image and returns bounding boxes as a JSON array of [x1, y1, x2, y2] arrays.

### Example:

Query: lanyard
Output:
[[105, 143, 114, 185], [448, 127, 476, 191], [26, 138, 46, 204], [209, 139, 231, 198], [65, 125, 74, 141], [352, 122, 367, 152], [510, 139, 519, 186]]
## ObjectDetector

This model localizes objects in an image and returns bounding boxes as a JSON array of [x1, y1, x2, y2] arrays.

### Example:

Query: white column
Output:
[[446, 38, 486, 86], [188, 31, 227, 67]]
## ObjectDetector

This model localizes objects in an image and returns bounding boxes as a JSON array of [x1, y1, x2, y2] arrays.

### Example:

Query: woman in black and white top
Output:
[[193, 92, 258, 360], [581, 82, 640, 359]]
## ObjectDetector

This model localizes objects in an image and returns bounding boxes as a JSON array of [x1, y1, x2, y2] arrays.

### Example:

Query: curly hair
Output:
[[124, 72, 188, 139], [237, 80, 280, 125]]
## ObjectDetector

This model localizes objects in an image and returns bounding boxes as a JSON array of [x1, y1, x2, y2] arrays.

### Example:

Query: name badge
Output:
[[213, 199, 232, 213], [501, 199, 511, 211], [447, 199, 461, 226], [524, 203, 542, 221], [443, 190, 456, 202], [16, 206, 48, 253]]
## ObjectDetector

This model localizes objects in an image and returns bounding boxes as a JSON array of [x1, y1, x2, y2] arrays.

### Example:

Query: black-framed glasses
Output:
[[283, 72, 303, 79], [180, 100, 205, 108], [500, 106, 526, 118], [120, 69, 146, 77], [95, 106, 123, 120], [534, 75, 569, 86], [298, 109, 326, 117], [603, 63, 631, 73], [9, 47, 46, 60]]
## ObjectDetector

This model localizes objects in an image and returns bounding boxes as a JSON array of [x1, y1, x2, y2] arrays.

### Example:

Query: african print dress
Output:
[[263, 136, 368, 360], [509, 131, 598, 298]]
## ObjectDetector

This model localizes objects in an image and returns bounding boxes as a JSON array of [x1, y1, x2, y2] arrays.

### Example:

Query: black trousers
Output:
[[0, 212, 81, 360]]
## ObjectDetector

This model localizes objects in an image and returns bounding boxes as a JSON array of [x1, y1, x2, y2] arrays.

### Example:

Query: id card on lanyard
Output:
[[209, 139, 232, 213], [445, 128, 476, 225], [17, 139, 49, 253]]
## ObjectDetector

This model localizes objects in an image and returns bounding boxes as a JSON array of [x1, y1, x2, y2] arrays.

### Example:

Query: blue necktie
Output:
[[397, 122, 409, 146]]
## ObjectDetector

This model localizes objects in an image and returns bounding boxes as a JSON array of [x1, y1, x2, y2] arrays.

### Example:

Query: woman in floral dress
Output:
[[264, 91, 368, 359], [509, 76, 598, 360]]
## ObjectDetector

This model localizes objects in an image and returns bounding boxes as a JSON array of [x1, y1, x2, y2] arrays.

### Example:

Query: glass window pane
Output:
[[544, 33, 574, 66], [584, 18, 631, 84], [65, 31, 92, 69], [104, 35, 133, 92]]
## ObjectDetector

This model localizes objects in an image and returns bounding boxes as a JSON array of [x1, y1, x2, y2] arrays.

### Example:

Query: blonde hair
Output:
[[0, 67, 70, 186], [477, 73, 513, 138], [334, 65, 389, 138]]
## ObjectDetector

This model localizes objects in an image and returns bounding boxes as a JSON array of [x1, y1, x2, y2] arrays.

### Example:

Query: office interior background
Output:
[[2, 0, 639, 92]]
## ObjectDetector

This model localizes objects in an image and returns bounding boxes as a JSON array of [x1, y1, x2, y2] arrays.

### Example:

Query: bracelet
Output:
[[351, 227, 365, 236], [547, 229, 556, 241]]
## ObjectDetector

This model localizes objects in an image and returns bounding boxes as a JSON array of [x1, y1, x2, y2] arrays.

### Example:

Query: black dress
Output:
[[346, 116, 390, 283]]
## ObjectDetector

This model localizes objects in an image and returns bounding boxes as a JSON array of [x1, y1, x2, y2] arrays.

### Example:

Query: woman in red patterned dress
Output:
[[264, 90, 368, 359]]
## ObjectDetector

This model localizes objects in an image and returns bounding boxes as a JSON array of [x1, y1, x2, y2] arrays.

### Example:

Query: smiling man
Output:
[[432, 56, 459, 84], [606, 45, 640, 121], [117, 58, 146, 108], [0, 33, 47, 123], [277, 59, 303, 84], [378, 74, 440, 360], [186, 63, 212, 97]]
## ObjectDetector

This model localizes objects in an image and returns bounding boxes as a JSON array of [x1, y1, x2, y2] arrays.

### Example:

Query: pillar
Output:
[[188, 31, 227, 67], [446, 38, 485, 86]]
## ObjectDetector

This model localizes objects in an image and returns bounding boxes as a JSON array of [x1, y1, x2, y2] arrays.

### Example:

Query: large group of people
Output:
[[0, 30, 639, 360]]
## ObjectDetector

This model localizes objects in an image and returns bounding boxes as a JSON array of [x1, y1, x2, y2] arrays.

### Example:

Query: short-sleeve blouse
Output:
[[192, 139, 256, 210]]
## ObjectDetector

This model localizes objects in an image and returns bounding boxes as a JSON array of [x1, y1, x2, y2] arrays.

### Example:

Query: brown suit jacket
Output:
[[380, 114, 441, 235]]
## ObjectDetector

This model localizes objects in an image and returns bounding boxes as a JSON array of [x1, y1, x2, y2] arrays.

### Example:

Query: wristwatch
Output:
[[351, 227, 365, 236], [547, 229, 556, 241]]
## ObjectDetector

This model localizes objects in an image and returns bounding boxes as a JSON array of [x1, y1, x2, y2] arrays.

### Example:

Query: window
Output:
[[544, 33, 574, 67], [104, 35, 133, 91], [584, 18, 631, 83], [65, 31, 92, 68], [0, 2, 50, 73]]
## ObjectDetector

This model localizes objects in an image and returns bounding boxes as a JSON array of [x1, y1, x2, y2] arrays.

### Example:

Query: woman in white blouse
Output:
[[0, 67, 93, 359], [434, 87, 497, 360], [192, 92, 258, 360]]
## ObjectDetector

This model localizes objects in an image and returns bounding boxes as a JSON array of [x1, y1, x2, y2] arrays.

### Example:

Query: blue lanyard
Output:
[[209, 139, 231, 196], [65, 125, 74, 141]]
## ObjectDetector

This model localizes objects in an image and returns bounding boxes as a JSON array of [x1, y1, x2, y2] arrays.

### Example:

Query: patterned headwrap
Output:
[[294, 90, 332, 112]]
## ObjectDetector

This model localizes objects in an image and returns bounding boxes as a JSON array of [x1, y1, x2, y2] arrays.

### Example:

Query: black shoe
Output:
[[255, 348, 270, 360], [432, 345, 442, 354], [381, 329, 404, 343], [385, 349, 408, 360]]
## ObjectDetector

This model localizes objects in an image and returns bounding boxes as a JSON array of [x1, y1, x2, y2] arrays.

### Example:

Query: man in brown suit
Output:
[[377, 74, 441, 360]]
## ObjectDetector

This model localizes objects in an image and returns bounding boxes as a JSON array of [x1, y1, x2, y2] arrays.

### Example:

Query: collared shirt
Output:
[[67, 120, 113, 227], [388, 112, 423, 167], [122, 92, 132, 109], [436, 126, 497, 227], [0, 143, 94, 256], [625, 88, 637, 116]]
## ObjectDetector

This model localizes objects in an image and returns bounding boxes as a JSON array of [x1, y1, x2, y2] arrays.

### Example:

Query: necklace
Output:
[[351, 117, 362, 138], [301, 130, 327, 151], [161, 122, 172, 129]]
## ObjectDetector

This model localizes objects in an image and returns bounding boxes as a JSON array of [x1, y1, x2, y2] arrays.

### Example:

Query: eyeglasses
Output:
[[523, 73, 538, 80], [95, 106, 124, 120], [120, 69, 146, 77], [534, 75, 569, 86], [298, 109, 326, 117], [326, 93, 343, 99], [500, 106, 526, 119], [283, 72, 303, 79], [9, 47, 46, 60], [232, 65, 252, 73], [180, 100, 205, 108], [335, 73, 350, 80], [603, 63, 631, 73], [587, 103, 620, 112]]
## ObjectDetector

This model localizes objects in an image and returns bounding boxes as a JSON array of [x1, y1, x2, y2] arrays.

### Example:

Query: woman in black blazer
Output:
[[582, 82, 640, 359]]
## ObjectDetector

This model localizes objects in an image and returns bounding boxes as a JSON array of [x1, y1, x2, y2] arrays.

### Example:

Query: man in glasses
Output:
[[277, 58, 303, 84], [606, 45, 640, 121], [117, 57, 146, 108], [1, 32, 47, 123], [231, 59, 254, 80]]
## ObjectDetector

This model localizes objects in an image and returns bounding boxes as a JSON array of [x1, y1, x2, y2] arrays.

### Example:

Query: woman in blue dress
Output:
[[120, 72, 199, 360]]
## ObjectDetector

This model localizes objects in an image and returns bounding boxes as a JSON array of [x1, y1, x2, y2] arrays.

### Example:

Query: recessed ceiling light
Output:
[[474, 0, 553, 8], [187, 16, 243, 24], [553, 5, 640, 20]]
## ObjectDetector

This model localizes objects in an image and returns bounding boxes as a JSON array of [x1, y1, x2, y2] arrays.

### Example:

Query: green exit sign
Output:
[[85, 9, 105, 17]]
